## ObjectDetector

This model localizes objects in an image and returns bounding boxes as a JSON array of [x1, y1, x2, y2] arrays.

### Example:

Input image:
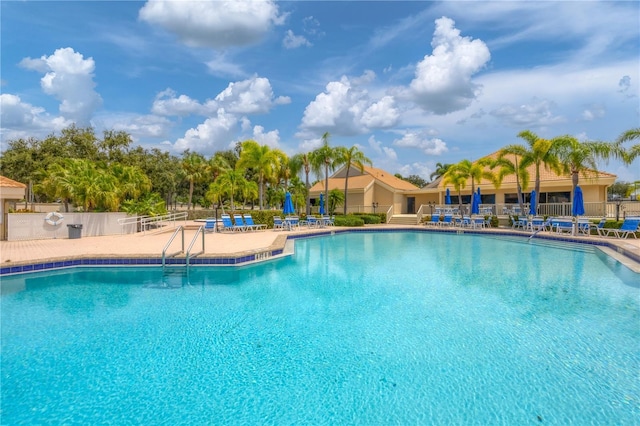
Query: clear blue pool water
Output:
[[1, 232, 639, 425]]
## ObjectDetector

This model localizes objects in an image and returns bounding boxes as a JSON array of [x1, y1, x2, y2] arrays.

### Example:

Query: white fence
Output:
[[7, 212, 136, 241]]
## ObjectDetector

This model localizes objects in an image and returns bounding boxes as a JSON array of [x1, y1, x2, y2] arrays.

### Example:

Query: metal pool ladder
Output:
[[162, 225, 206, 268]]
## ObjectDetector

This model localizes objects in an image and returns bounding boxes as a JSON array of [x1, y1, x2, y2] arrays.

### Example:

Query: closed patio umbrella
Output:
[[319, 193, 325, 215], [471, 191, 480, 214], [283, 191, 295, 216], [445, 188, 451, 205], [529, 190, 537, 215], [572, 186, 585, 216]]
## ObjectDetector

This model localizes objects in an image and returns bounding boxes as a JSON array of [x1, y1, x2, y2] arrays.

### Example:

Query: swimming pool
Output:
[[1, 232, 639, 424]]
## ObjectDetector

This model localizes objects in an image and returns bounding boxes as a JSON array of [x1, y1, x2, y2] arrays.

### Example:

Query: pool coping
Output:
[[1, 227, 639, 276]]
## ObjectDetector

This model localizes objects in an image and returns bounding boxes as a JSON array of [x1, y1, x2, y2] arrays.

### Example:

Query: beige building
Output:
[[309, 152, 616, 218], [1, 176, 27, 240]]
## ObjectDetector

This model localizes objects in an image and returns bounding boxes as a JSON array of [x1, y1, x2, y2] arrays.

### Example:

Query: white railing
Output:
[[140, 212, 188, 234], [417, 202, 640, 219]]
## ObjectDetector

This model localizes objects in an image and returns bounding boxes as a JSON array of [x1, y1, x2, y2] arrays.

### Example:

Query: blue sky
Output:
[[2, 1, 639, 182]]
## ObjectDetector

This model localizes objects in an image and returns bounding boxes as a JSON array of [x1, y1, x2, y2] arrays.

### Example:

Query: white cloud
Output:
[[0, 94, 71, 145], [580, 104, 606, 122], [407, 17, 490, 114], [97, 113, 173, 140], [490, 98, 565, 127], [173, 108, 239, 155], [139, 0, 285, 49], [151, 76, 290, 119], [300, 73, 400, 135], [252, 125, 280, 147], [215, 76, 289, 114], [152, 89, 208, 116], [393, 130, 448, 155], [283, 30, 311, 49], [19, 47, 102, 125]]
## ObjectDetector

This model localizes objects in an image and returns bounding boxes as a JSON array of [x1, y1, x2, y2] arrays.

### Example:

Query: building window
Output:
[[545, 192, 570, 203]]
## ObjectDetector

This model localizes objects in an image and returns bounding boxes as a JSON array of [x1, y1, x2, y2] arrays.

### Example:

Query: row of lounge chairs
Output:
[[205, 214, 267, 233], [514, 216, 640, 238], [425, 214, 488, 229], [273, 215, 335, 231], [425, 214, 640, 239]]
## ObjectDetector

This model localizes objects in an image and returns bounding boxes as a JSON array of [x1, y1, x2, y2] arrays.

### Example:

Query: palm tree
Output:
[[180, 152, 207, 211], [237, 140, 278, 209], [334, 145, 372, 214], [208, 153, 231, 182], [615, 127, 640, 163], [492, 152, 530, 214], [551, 135, 618, 197], [443, 166, 468, 213], [430, 162, 452, 182], [310, 132, 336, 206], [290, 152, 312, 215], [501, 130, 562, 210], [214, 168, 249, 211]]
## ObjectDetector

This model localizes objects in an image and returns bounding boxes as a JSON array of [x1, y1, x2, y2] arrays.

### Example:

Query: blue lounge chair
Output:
[[440, 215, 453, 227], [552, 218, 574, 234], [600, 217, 640, 239], [426, 215, 440, 226], [243, 214, 266, 231], [589, 218, 607, 236], [221, 214, 244, 232], [306, 216, 319, 228], [273, 216, 285, 230], [321, 216, 334, 226], [232, 214, 250, 232], [204, 219, 216, 233]]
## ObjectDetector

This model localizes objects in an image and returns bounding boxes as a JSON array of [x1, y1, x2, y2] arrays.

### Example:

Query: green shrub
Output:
[[488, 215, 499, 228], [334, 215, 365, 227]]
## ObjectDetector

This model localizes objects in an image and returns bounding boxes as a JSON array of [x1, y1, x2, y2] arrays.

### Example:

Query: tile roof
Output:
[[0, 175, 27, 189]]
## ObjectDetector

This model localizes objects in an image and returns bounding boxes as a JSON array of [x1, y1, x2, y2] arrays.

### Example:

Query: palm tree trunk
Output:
[[304, 169, 310, 216], [343, 166, 350, 215]]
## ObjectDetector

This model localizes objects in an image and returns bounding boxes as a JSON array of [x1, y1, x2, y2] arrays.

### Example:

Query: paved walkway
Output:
[[1, 222, 639, 272]]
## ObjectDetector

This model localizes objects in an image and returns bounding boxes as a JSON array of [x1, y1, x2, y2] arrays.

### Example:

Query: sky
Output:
[[1, 1, 639, 183]]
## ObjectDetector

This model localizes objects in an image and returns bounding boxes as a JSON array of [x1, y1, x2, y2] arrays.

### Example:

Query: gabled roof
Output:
[[0, 175, 27, 189], [309, 165, 419, 192]]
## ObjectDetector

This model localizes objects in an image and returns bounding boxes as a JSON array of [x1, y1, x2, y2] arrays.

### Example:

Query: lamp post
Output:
[[372, 202, 378, 214], [428, 201, 434, 216], [615, 199, 624, 221]]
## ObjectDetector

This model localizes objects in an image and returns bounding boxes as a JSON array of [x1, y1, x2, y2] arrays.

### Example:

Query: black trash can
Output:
[[67, 224, 83, 239]]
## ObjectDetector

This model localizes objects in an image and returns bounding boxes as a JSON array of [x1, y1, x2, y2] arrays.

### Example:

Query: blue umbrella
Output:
[[572, 185, 585, 216], [471, 191, 480, 214], [529, 190, 537, 215], [445, 188, 451, 205], [283, 191, 295, 215], [319, 193, 325, 215]]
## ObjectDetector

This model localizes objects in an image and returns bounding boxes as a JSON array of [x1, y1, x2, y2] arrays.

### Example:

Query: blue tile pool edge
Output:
[[1, 227, 638, 276]]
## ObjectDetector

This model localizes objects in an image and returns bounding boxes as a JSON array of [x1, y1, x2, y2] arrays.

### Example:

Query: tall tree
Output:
[[290, 152, 312, 215], [310, 132, 336, 206], [501, 130, 562, 210], [442, 166, 468, 213], [429, 162, 452, 182], [551, 135, 618, 197], [492, 152, 530, 214], [236, 140, 278, 209], [180, 152, 207, 211], [615, 127, 640, 163], [334, 145, 372, 214], [214, 168, 249, 211]]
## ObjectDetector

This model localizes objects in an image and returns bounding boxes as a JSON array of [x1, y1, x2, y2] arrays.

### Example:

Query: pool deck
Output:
[[1, 222, 639, 274]]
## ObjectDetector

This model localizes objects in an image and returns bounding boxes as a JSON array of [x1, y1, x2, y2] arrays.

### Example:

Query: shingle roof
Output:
[[0, 175, 27, 189], [309, 165, 419, 192]]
